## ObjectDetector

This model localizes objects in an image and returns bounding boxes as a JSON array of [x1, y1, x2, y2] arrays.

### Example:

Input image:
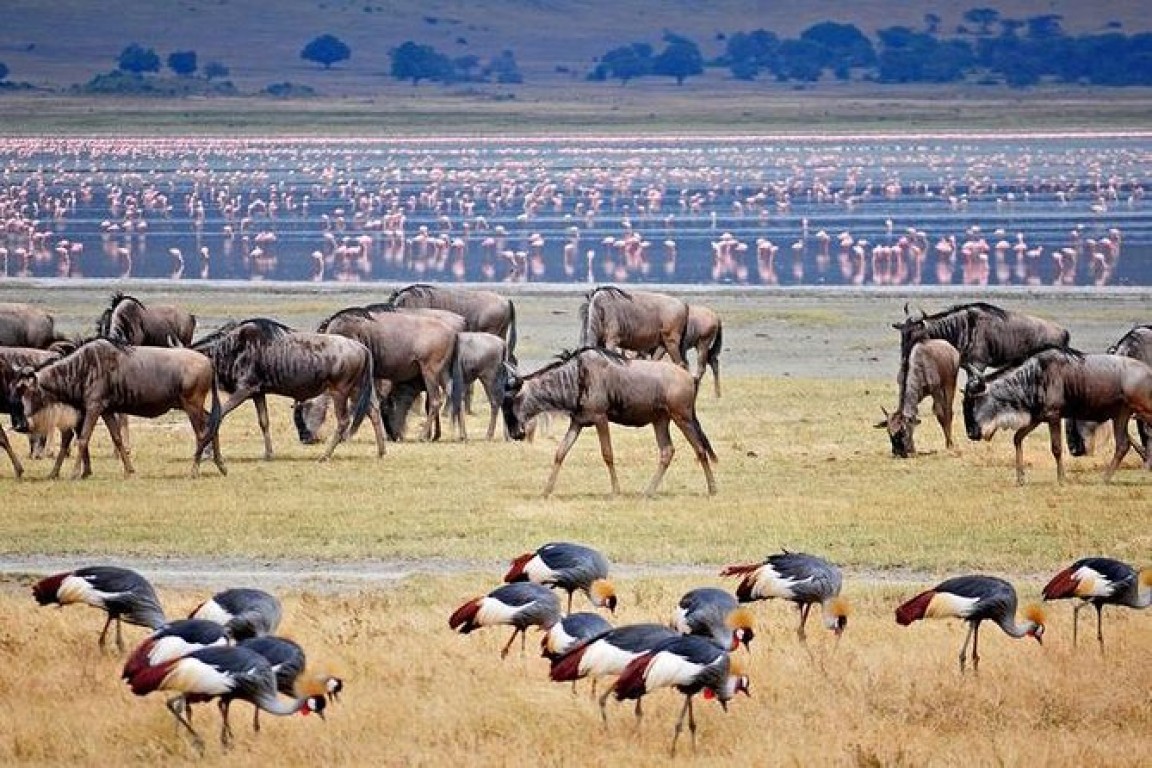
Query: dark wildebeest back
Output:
[[893, 301, 1068, 404], [96, 292, 196, 347], [502, 347, 717, 497], [0, 303, 61, 348], [962, 346, 1152, 484], [297, 306, 462, 443], [194, 318, 382, 461], [388, 283, 518, 362], [875, 339, 960, 457], [10, 338, 225, 479], [1066, 324, 1152, 459], [578, 286, 691, 368]]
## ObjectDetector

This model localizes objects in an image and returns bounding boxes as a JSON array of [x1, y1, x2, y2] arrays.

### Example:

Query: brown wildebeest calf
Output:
[[0, 303, 62, 348], [502, 347, 717, 497], [11, 338, 225, 479], [876, 339, 960, 457], [652, 303, 723, 397]]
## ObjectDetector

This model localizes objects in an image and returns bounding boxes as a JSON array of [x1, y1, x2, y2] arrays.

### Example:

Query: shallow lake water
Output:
[[1, 133, 1149, 287]]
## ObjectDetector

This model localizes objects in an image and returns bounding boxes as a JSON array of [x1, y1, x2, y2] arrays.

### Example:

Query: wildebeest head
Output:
[[891, 304, 930, 357], [292, 396, 328, 445], [501, 365, 527, 441], [10, 368, 79, 436], [874, 407, 918, 458]]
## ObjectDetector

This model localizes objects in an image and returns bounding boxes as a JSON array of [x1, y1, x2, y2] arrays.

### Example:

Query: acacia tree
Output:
[[301, 34, 351, 69], [588, 43, 652, 83], [652, 33, 703, 85], [390, 41, 452, 84], [167, 50, 197, 77], [117, 44, 161, 74]]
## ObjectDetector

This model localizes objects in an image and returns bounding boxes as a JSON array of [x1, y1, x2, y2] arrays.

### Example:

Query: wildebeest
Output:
[[1066, 324, 1152, 459], [962, 347, 1152, 484], [875, 339, 960, 457], [193, 318, 383, 461], [295, 305, 462, 443], [387, 283, 518, 361], [502, 347, 717, 497], [578, 286, 690, 367], [893, 302, 1069, 381], [11, 338, 225, 479], [651, 304, 723, 397], [0, 303, 62, 348], [96, 292, 196, 346], [1, 345, 77, 477]]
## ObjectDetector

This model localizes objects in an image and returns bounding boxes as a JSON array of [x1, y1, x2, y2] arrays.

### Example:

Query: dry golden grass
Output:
[[1, 284, 1149, 765], [1, 577, 1149, 767]]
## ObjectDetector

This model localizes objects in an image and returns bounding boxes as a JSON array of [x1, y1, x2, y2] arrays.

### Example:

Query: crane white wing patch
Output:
[[162, 658, 236, 696], [580, 640, 641, 676], [1072, 566, 1115, 598], [56, 575, 108, 608], [190, 600, 233, 625], [925, 592, 980, 619], [752, 566, 808, 599], [643, 651, 704, 692], [474, 596, 521, 627]]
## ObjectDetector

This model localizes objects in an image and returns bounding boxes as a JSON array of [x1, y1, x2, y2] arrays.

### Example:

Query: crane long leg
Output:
[[500, 628, 523, 659], [566, 591, 574, 614], [798, 603, 811, 642], [166, 695, 203, 750], [670, 694, 696, 757], [98, 614, 113, 650], [958, 622, 975, 673], [1072, 602, 1084, 647], [971, 622, 981, 673], [1094, 603, 1105, 652], [115, 616, 125, 653], [598, 685, 613, 727], [218, 699, 237, 746]]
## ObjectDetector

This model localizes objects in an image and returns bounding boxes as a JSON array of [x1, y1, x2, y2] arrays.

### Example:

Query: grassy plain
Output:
[[0, 282, 1149, 765]]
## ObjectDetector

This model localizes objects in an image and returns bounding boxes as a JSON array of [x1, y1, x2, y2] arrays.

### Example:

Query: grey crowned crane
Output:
[[33, 565, 166, 652], [720, 550, 850, 642], [896, 574, 1045, 672], [188, 587, 282, 641], [549, 623, 679, 717], [240, 636, 344, 731], [504, 541, 617, 614], [121, 619, 229, 681], [672, 587, 755, 651], [449, 582, 562, 659], [609, 634, 750, 756], [1042, 557, 1151, 649], [126, 645, 325, 751]]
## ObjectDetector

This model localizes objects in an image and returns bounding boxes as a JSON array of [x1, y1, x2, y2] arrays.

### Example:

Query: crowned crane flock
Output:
[[30, 565, 343, 753], [445, 541, 1149, 754]]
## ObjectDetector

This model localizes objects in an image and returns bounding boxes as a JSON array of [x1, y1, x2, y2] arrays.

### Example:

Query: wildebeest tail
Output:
[[708, 321, 723, 370], [448, 336, 465, 425], [678, 311, 691, 365], [200, 372, 224, 453], [349, 350, 375, 437], [689, 412, 718, 463], [506, 301, 519, 365], [577, 296, 593, 346]]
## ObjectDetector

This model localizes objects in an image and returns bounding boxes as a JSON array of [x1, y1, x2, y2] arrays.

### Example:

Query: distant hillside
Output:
[[1, 0, 1149, 96]]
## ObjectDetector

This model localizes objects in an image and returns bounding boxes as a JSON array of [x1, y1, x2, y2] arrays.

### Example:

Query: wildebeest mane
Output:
[[240, 317, 293, 341], [317, 306, 376, 332], [1108, 324, 1152, 355], [191, 321, 240, 351], [927, 301, 1009, 321], [523, 347, 627, 381], [389, 283, 436, 302], [976, 345, 1085, 385], [361, 302, 398, 314]]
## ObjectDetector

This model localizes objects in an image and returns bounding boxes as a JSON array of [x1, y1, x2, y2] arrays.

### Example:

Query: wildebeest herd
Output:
[[2, 288, 1150, 488]]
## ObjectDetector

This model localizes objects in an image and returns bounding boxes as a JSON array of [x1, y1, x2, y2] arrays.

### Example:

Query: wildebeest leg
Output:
[[644, 418, 675, 497], [1103, 413, 1133, 482], [543, 420, 584, 497], [364, 394, 387, 458], [252, 394, 275, 460], [420, 372, 443, 442], [672, 415, 718, 496], [46, 429, 73, 479], [102, 410, 135, 477], [934, 394, 954, 449], [662, 333, 687, 368], [594, 420, 622, 495], [320, 390, 351, 462], [0, 423, 24, 479], [1011, 422, 1042, 486], [483, 380, 500, 441], [70, 410, 104, 479], [1046, 418, 1065, 484]]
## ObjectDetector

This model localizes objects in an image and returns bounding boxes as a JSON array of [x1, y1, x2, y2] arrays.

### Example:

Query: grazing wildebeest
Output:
[[193, 319, 382, 461], [875, 339, 960, 457], [962, 347, 1152, 484], [0, 303, 62, 348], [651, 303, 723, 397], [1066, 324, 1152, 460], [1, 346, 75, 477], [893, 302, 1069, 381], [296, 306, 462, 443], [387, 284, 518, 362], [578, 286, 690, 368], [11, 338, 225, 479], [502, 347, 717, 497], [96, 292, 196, 346]]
